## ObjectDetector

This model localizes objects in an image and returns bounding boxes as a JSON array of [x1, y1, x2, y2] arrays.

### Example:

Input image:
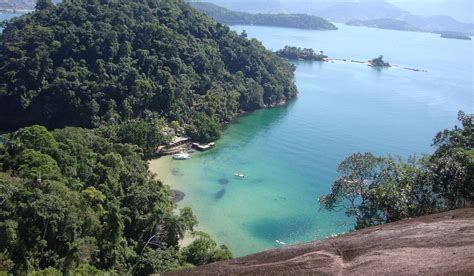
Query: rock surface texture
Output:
[[165, 208, 474, 275]]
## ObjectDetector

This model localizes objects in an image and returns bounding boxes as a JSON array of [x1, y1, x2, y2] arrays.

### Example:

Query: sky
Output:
[[387, 0, 473, 23]]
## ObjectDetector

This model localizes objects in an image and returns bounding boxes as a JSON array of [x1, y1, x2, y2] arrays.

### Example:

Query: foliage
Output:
[[320, 111, 473, 229], [0, 125, 229, 274], [182, 232, 233, 266], [0, 0, 297, 131], [186, 112, 221, 143], [190, 2, 337, 30], [96, 119, 171, 157], [276, 46, 328, 61]]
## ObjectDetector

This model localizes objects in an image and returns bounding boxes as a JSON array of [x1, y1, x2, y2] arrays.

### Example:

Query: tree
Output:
[[319, 153, 380, 220], [35, 0, 54, 11], [186, 112, 221, 143], [0, 126, 229, 274], [320, 112, 473, 230], [182, 232, 232, 266]]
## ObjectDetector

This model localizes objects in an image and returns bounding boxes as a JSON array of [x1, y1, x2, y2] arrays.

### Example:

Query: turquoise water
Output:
[[151, 24, 473, 257]]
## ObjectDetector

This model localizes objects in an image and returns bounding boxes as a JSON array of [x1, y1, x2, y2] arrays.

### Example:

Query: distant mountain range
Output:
[[191, 0, 473, 36], [190, 2, 337, 30], [2, 0, 473, 36]]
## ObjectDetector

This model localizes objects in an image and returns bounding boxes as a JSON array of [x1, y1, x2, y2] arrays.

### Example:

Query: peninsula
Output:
[[0, 0, 298, 274], [190, 2, 337, 31]]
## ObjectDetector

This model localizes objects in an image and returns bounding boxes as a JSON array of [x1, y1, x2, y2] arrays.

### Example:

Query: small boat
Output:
[[275, 240, 286, 245], [233, 172, 244, 178], [172, 152, 190, 160]]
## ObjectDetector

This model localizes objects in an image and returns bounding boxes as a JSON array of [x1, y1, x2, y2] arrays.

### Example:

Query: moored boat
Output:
[[172, 152, 190, 160]]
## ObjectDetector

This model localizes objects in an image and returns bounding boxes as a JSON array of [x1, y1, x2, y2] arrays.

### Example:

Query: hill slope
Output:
[[0, 0, 297, 131], [166, 208, 474, 275], [190, 2, 337, 30]]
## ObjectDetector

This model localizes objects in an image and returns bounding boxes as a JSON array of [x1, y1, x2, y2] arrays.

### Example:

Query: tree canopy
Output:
[[0, 125, 231, 274], [0, 0, 297, 132], [276, 46, 328, 61], [320, 111, 473, 229]]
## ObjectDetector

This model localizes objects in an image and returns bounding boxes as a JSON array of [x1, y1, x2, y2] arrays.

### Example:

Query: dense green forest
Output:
[[321, 111, 473, 229], [0, 0, 297, 133], [0, 125, 231, 274], [276, 46, 328, 61], [190, 2, 337, 31]]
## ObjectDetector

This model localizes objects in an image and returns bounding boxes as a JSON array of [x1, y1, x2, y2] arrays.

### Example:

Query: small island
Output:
[[436, 31, 472, 40], [368, 55, 390, 67], [276, 46, 328, 61]]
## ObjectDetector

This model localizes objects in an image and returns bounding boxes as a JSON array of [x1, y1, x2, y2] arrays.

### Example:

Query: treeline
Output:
[[190, 2, 337, 30], [0, 0, 297, 134], [276, 46, 328, 61], [0, 125, 231, 274], [320, 111, 473, 229]]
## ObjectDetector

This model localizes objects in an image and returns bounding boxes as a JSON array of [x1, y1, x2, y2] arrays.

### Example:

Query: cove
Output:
[[149, 24, 473, 257]]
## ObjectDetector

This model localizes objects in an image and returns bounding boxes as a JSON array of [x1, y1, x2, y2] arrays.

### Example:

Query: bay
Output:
[[151, 23, 472, 257]]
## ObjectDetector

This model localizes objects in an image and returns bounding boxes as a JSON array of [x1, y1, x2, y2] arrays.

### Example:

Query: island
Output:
[[276, 46, 328, 61], [436, 31, 472, 40], [346, 18, 420, 32], [368, 55, 390, 67], [190, 2, 337, 30]]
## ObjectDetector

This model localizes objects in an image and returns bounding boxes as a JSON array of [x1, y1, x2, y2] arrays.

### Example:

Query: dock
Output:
[[192, 142, 215, 151]]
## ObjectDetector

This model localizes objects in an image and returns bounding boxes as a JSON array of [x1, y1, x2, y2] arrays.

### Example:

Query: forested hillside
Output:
[[190, 2, 337, 31], [0, 125, 232, 274], [0, 0, 297, 131]]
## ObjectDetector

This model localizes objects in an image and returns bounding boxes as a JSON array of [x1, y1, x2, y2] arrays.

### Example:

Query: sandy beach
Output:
[[148, 157, 196, 247]]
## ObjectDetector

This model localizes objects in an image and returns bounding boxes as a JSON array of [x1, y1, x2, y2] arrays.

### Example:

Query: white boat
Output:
[[172, 152, 190, 160], [275, 240, 286, 245], [233, 172, 244, 178]]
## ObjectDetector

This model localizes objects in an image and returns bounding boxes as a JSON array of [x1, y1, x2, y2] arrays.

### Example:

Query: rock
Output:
[[171, 190, 185, 203], [165, 208, 474, 275]]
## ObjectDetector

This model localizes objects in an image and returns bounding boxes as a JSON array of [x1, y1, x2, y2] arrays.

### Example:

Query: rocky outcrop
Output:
[[166, 208, 474, 275]]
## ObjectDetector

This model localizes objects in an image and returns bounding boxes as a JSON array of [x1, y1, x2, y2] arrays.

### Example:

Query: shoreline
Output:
[[148, 157, 195, 247]]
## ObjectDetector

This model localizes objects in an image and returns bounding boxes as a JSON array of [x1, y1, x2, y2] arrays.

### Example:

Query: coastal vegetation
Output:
[[0, 125, 232, 274], [368, 56, 390, 67], [320, 111, 473, 229], [190, 2, 337, 31], [276, 46, 328, 61], [0, 0, 297, 138]]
